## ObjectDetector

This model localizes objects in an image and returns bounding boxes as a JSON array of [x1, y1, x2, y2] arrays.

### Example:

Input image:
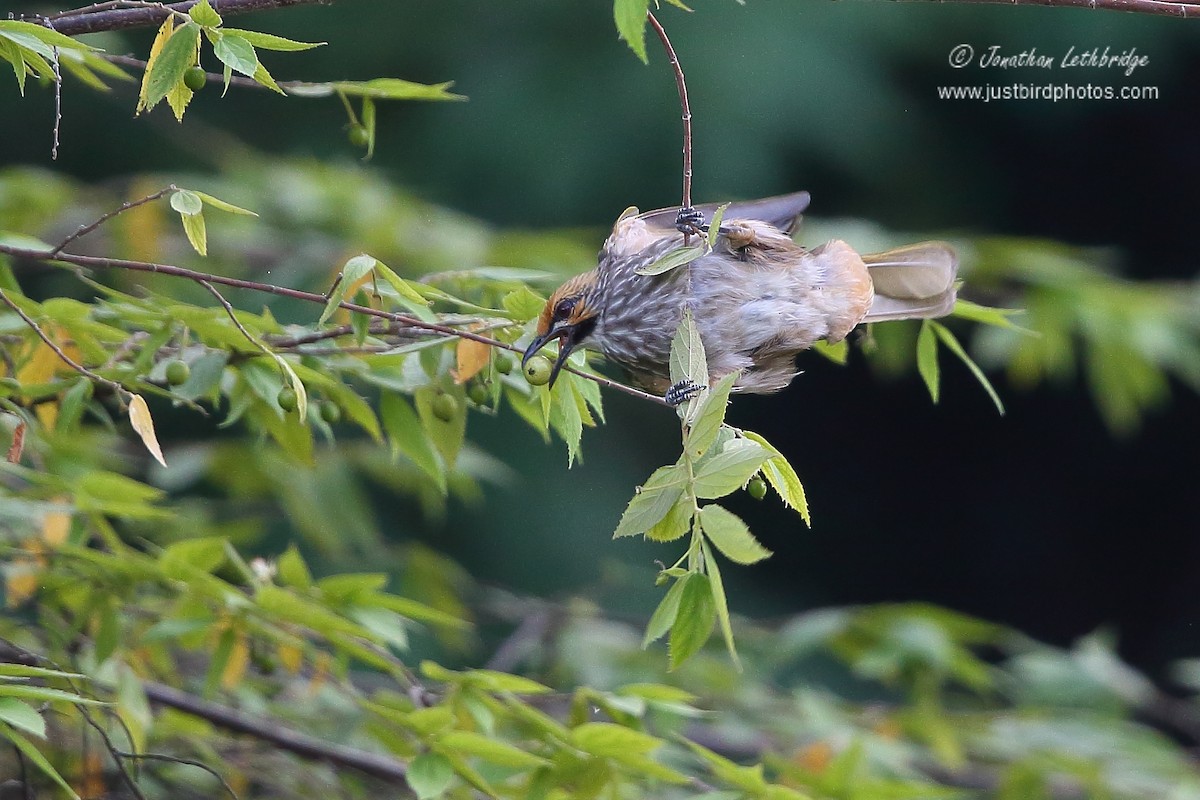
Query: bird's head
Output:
[[522, 270, 601, 388]]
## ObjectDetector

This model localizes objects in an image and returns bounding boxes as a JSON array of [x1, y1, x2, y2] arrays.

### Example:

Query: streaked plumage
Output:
[[524, 191, 958, 395]]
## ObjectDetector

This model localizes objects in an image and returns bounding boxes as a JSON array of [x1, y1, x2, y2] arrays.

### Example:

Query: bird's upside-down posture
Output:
[[523, 191, 958, 395]]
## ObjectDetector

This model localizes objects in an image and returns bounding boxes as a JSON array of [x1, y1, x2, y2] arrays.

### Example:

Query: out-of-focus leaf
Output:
[[917, 320, 940, 404], [669, 573, 716, 670]]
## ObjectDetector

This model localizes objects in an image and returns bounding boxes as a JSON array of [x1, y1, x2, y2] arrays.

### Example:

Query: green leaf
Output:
[[707, 203, 730, 249], [502, 287, 547, 321], [380, 393, 446, 493], [193, 190, 258, 216], [917, 320, 940, 404], [643, 576, 687, 648], [188, 0, 223, 27], [614, 463, 687, 538], [3, 727, 81, 799], [320, 254, 376, 325], [143, 21, 199, 110], [669, 310, 709, 397], [686, 372, 736, 458], [212, 32, 258, 77], [930, 321, 1005, 415], [0, 697, 46, 739], [636, 243, 708, 276], [362, 96, 377, 160], [221, 28, 325, 51], [700, 540, 739, 669], [572, 722, 663, 757], [742, 431, 809, 525], [414, 386, 466, 469], [645, 495, 692, 542], [277, 545, 313, 589], [678, 738, 767, 793], [436, 731, 549, 768], [407, 752, 455, 799], [669, 573, 716, 669], [699, 505, 771, 564], [951, 298, 1026, 331], [692, 438, 769, 499], [170, 189, 204, 216], [613, 0, 651, 63], [812, 338, 849, 365], [180, 210, 207, 256], [0, 21, 96, 53], [316, 78, 466, 101]]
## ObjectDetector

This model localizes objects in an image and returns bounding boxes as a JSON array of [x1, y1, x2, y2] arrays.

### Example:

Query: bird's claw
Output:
[[665, 379, 704, 406], [674, 207, 707, 236]]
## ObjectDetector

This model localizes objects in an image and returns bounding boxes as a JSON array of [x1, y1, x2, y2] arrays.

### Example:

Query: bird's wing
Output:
[[862, 241, 958, 321], [637, 191, 812, 234]]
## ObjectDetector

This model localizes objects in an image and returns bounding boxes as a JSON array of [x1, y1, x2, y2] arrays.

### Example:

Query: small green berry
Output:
[[277, 386, 298, 412], [183, 66, 207, 92], [747, 476, 768, 501], [319, 400, 342, 424], [495, 354, 514, 375], [432, 393, 458, 422], [164, 360, 190, 386], [347, 124, 370, 148], [467, 383, 489, 405], [523, 355, 553, 387]]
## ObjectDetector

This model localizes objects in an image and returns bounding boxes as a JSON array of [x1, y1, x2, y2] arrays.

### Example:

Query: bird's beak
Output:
[[522, 327, 577, 389]]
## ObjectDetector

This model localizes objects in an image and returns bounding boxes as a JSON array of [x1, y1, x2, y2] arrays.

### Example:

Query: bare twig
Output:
[[52, 185, 177, 256], [647, 12, 692, 211], [140, 680, 413, 788], [0, 285, 128, 399], [114, 751, 240, 800], [38, 0, 331, 37], [901, 0, 1199, 15], [51, 47, 63, 161], [0, 244, 672, 407]]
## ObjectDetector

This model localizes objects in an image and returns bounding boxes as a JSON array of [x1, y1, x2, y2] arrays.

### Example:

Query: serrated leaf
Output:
[[692, 438, 768, 499], [643, 577, 687, 648], [613, 0, 651, 63], [669, 310, 708, 391], [686, 372, 736, 458], [212, 32, 258, 76], [930, 320, 1005, 415], [180, 210, 206, 256], [669, 573, 716, 670], [614, 463, 687, 538], [502, 286, 546, 321], [188, 0, 223, 27], [917, 320, 940, 404], [636, 244, 708, 276], [128, 394, 167, 467], [645, 495, 692, 542], [699, 505, 771, 564], [700, 540, 739, 669], [742, 431, 809, 525], [142, 21, 199, 112], [221, 28, 324, 51], [407, 752, 455, 799]]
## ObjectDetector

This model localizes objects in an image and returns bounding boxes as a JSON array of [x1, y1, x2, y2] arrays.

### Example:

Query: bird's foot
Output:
[[665, 379, 704, 407], [674, 207, 706, 236]]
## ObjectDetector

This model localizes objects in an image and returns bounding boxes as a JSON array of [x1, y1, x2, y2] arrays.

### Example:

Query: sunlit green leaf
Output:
[[699, 504, 771, 564], [613, 0, 651, 63], [614, 463, 687, 538]]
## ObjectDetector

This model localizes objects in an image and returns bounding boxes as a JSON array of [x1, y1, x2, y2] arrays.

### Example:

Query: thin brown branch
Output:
[[0, 244, 672, 407], [140, 680, 413, 787], [52, 185, 177, 256], [901, 0, 1199, 15], [51, 47, 63, 161], [646, 12, 692, 211], [114, 751, 240, 800], [39, 0, 331, 37], [0, 284, 128, 399]]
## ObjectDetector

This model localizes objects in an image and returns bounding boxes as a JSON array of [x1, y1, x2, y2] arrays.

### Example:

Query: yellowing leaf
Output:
[[137, 17, 176, 113], [220, 632, 249, 689], [41, 503, 70, 545], [128, 393, 167, 467], [452, 336, 490, 384]]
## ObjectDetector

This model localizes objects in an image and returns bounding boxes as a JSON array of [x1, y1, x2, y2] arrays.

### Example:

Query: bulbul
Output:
[[523, 191, 958, 395]]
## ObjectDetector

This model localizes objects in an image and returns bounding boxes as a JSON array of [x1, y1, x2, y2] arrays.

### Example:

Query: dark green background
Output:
[[3, 1, 1197, 672]]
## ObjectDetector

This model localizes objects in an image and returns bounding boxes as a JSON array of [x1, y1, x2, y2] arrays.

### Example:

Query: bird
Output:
[[522, 191, 958, 396]]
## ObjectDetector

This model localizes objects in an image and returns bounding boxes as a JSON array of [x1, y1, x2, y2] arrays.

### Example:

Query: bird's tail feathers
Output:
[[862, 241, 958, 322]]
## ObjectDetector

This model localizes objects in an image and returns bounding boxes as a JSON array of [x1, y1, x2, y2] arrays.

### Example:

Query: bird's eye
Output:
[[554, 298, 576, 318]]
